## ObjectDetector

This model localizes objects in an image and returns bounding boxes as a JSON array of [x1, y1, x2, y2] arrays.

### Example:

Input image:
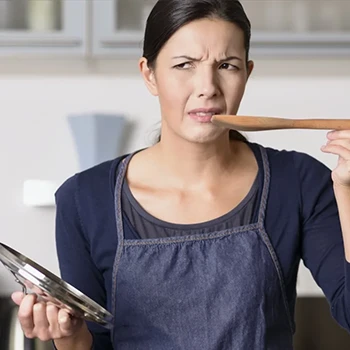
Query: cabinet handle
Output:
[[100, 40, 141, 48], [0, 37, 82, 48]]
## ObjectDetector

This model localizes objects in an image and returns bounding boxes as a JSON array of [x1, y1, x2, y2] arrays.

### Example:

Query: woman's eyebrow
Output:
[[171, 55, 242, 63]]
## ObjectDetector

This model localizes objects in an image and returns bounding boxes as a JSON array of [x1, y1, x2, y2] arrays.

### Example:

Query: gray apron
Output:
[[111, 145, 294, 349]]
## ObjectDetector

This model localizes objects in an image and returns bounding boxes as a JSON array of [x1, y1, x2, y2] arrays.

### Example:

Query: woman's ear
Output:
[[246, 60, 254, 81], [139, 57, 158, 96]]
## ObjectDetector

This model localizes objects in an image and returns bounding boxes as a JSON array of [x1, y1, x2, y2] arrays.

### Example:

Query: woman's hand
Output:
[[11, 291, 85, 342], [322, 130, 350, 188]]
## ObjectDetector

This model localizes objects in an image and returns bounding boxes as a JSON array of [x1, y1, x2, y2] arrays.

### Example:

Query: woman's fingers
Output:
[[17, 294, 37, 337], [33, 302, 50, 340], [46, 303, 60, 337], [14, 293, 83, 342], [11, 291, 25, 305], [57, 308, 74, 336]]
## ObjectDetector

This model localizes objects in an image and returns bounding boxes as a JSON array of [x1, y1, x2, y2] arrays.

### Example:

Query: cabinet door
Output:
[[93, 0, 154, 57], [0, 0, 86, 56], [93, 0, 350, 58], [242, 0, 350, 56]]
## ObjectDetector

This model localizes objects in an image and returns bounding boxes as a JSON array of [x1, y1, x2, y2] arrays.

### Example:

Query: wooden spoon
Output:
[[211, 115, 350, 132]]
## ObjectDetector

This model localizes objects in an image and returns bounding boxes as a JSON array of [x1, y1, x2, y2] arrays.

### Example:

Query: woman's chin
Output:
[[181, 128, 227, 144]]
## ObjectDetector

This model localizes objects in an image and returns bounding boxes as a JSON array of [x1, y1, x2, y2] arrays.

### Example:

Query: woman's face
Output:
[[140, 18, 254, 144]]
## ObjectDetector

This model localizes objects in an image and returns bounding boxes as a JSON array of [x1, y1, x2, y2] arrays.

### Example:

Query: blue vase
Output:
[[67, 114, 126, 171]]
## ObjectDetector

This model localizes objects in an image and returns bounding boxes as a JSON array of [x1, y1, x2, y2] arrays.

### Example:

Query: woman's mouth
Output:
[[188, 108, 223, 123]]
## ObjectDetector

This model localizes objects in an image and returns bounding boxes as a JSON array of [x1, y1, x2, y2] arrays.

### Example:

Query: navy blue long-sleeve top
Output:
[[54, 142, 350, 349]]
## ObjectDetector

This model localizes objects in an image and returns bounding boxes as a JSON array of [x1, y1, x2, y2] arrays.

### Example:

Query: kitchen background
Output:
[[0, 0, 349, 349]]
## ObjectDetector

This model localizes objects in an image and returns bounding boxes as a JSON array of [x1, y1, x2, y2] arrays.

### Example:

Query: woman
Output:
[[12, 0, 350, 349]]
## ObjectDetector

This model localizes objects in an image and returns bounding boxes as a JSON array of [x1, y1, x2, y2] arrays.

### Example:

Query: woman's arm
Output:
[[321, 130, 350, 262], [297, 147, 350, 332], [333, 184, 350, 262], [54, 174, 113, 349]]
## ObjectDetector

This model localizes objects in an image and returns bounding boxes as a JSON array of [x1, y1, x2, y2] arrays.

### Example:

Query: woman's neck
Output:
[[152, 133, 242, 190]]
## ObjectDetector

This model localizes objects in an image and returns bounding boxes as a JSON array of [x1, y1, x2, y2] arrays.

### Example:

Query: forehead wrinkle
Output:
[[189, 48, 239, 64], [186, 37, 242, 62], [163, 19, 245, 63]]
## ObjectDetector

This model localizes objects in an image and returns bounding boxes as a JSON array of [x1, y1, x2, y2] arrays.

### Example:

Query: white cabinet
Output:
[[92, 0, 350, 58], [0, 0, 86, 56], [0, 1, 349, 58], [92, 0, 154, 57], [242, 0, 350, 56]]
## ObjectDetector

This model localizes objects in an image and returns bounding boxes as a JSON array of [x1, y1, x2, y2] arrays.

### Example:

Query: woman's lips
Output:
[[188, 108, 223, 123], [188, 112, 215, 123]]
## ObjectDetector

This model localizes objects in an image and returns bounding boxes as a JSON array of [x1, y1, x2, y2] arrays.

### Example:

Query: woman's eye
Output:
[[220, 63, 239, 70], [174, 62, 192, 69]]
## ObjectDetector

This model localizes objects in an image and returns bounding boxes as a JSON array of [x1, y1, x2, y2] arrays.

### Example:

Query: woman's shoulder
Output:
[[250, 141, 332, 181], [54, 153, 131, 203]]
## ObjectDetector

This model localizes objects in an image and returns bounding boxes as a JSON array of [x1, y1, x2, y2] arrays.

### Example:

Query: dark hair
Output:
[[143, 0, 251, 143]]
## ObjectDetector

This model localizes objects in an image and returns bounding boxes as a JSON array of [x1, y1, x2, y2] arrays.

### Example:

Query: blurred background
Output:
[[0, 0, 349, 349]]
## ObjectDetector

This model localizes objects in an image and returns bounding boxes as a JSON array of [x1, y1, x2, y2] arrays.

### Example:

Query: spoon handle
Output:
[[211, 115, 350, 131]]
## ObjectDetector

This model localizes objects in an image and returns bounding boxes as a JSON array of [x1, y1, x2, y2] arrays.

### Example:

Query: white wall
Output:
[[0, 58, 349, 296]]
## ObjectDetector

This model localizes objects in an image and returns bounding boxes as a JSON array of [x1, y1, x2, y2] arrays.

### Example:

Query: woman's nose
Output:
[[195, 68, 220, 99]]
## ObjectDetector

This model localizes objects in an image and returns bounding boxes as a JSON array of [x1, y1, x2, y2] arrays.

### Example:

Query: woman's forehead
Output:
[[160, 18, 245, 58]]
